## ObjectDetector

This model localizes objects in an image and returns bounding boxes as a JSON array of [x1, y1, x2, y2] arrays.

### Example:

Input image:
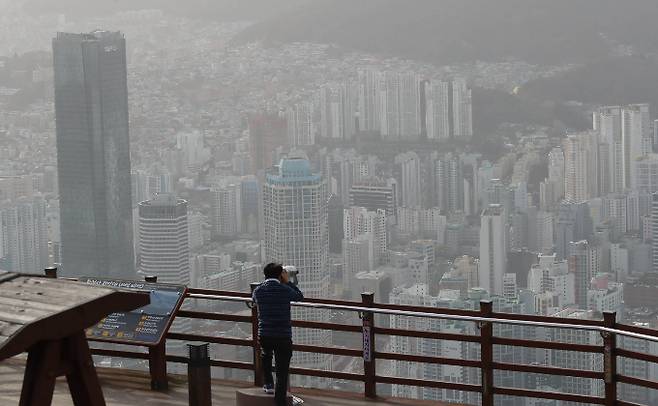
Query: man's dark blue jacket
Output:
[[252, 279, 304, 338]]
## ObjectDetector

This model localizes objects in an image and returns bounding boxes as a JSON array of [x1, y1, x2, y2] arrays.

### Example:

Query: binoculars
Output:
[[284, 265, 299, 285]]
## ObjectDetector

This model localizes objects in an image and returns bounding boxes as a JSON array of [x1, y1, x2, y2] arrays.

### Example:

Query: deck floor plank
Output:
[[0, 357, 457, 406]]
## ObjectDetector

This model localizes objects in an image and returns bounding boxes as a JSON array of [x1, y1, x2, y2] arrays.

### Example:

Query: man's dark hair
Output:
[[264, 263, 284, 279]]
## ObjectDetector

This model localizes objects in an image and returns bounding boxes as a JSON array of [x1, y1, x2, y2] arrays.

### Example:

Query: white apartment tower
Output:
[[652, 192, 658, 273], [595, 105, 652, 192], [343, 206, 387, 264], [435, 153, 464, 213], [358, 69, 382, 133], [287, 103, 315, 147], [451, 78, 473, 139], [424, 80, 450, 141], [596, 106, 624, 193], [622, 104, 652, 189], [564, 132, 595, 202], [395, 151, 422, 208], [210, 182, 242, 237], [478, 204, 508, 296], [319, 85, 344, 140], [399, 72, 422, 138], [635, 154, 658, 193], [0, 196, 49, 274]]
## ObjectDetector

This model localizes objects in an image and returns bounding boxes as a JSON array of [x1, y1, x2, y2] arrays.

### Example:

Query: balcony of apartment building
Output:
[[2, 269, 658, 406]]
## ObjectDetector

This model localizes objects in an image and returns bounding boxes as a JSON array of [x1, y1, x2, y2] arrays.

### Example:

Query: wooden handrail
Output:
[[89, 287, 658, 406]]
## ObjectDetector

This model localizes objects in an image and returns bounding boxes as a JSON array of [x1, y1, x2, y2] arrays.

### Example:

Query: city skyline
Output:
[[3, 6, 658, 403]]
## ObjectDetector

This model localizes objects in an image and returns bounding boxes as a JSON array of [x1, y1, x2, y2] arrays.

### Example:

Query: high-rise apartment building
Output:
[[53, 31, 134, 279], [618, 333, 658, 405], [379, 72, 422, 140], [341, 81, 359, 139], [240, 176, 260, 235], [603, 194, 629, 236], [187, 211, 205, 251], [138, 194, 190, 285], [356, 71, 470, 141], [319, 85, 343, 140], [248, 112, 288, 173], [652, 192, 658, 273], [287, 103, 315, 147], [0, 196, 48, 274], [175, 131, 210, 175], [595, 106, 624, 193], [210, 182, 242, 237], [358, 69, 382, 133], [343, 207, 387, 265], [389, 285, 473, 403], [569, 240, 598, 308], [0, 175, 38, 201], [550, 309, 604, 400], [595, 105, 652, 192], [349, 181, 397, 217], [634, 153, 658, 193], [622, 104, 652, 189], [435, 153, 464, 213], [399, 72, 422, 138], [451, 78, 473, 139], [319, 82, 358, 141], [131, 170, 150, 207], [555, 201, 593, 261], [380, 72, 401, 140], [540, 146, 566, 210], [395, 152, 422, 208], [424, 81, 451, 141], [479, 204, 508, 296], [563, 132, 596, 202], [263, 157, 332, 381], [342, 237, 374, 290]]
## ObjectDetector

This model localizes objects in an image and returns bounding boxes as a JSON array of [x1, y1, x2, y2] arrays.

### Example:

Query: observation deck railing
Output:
[[88, 283, 658, 406]]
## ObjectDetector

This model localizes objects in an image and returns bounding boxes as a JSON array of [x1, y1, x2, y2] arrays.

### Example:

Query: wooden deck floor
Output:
[[0, 357, 456, 406]]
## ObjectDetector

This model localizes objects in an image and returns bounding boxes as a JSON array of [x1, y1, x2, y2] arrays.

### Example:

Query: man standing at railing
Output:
[[252, 263, 304, 406]]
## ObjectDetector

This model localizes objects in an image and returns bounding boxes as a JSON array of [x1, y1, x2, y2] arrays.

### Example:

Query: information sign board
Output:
[[80, 278, 186, 346]]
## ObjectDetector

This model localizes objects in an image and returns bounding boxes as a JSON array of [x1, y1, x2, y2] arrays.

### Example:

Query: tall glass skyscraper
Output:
[[53, 31, 134, 279], [263, 157, 332, 384]]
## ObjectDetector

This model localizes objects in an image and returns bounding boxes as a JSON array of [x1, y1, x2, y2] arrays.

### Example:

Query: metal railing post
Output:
[[602, 312, 617, 406], [44, 267, 57, 278], [480, 300, 494, 406], [361, 292, 376, 398], [149, 342, 168, 390], [250, 282, 263, 387], [144, 275, 168, 390], [188, 343, 212, 406]]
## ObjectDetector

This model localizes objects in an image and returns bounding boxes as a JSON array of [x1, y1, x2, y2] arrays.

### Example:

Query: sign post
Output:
[[361, 292, 376, 398]]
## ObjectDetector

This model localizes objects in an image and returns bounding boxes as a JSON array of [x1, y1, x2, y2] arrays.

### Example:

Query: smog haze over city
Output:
[[4, 0, 658, 405]]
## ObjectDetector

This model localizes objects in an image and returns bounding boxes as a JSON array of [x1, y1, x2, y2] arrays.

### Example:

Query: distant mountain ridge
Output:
[[235, 0, 658, 65], [23, 0, 315, 21]]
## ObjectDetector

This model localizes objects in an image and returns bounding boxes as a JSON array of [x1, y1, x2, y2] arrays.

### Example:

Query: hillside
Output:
[[473, 87, 589, 135], [235, 0, 658, 65], [520, 56, 658, 109], [23, 0, 315, 21]]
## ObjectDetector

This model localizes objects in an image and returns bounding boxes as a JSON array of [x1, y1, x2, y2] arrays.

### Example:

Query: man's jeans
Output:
[[260, 336, 293, 406]]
